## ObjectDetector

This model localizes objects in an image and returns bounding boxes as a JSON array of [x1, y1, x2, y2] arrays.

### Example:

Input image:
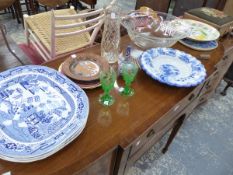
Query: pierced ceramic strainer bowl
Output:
[[121, 10, 191, 49]]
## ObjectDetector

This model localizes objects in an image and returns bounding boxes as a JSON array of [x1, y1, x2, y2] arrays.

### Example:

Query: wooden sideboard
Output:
[[0, 35, 232, 175]]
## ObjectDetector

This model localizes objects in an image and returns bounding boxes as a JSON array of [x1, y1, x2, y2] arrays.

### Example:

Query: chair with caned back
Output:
[[23, 3, 114, 61]]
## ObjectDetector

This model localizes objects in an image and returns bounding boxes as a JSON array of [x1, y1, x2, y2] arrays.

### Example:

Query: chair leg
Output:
[[220, 82, 233, 96], [13, 0, 23, 24], [34, 0, 40, 13], [13, 6, 21, 24], [10, 6, 15, 19], [0, 24, 24, 65], [76, 1, 87, 10], [70, 0, 77, 9], [23, 15, 30, 46], [91, 4, 95, 9], [29, 0, 37, 14], [162, 115, 185, 154], [25, 0, 31, 15]]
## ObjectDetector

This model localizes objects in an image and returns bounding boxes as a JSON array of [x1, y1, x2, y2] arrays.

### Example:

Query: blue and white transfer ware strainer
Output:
[[140, 48, 206, 87]]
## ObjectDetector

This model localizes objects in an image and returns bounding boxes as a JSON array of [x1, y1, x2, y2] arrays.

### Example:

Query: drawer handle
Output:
[[200, 97, 206, 103], [205, 81, 211, 90], [188, 94, 195, 101], [147, 129, 155, 138], [206, 85, 211, 90], [223, 56, 229, 61]]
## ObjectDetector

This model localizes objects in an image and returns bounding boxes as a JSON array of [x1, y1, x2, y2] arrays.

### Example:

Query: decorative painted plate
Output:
[[179, 38, 218, 51], [178, 19, 220, 41], [140, 48, 206, 87], [62, 53, 109, 82], [0, 65, 89, 162], [59, 63, 101, 89]]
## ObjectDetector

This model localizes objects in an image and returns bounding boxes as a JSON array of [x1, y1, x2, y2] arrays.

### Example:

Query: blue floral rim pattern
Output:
[[0, 65, 89, 162], [140, 48, 207, 87]]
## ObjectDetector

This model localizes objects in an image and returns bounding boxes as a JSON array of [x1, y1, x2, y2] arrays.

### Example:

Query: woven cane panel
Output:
[[26, 9, 91, 56]]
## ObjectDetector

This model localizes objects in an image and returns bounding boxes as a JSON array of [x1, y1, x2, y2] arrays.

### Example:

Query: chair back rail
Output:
[[27, 28, 51, 59], [50, 6, 105, 58], [55, 14, 105, 30], [24, 0, 117, 61], [54, 8, 104, 20], [55, 21, 104, 37]]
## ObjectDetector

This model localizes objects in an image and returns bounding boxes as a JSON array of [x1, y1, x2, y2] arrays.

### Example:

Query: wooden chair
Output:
[[1, 0, 16, 9], [79, 0, 97, 9], [135, 0, 171, 12], [37, 0, 70, 8], [24, 5, 110, 61], [21, 0, 37, 15], [0, 0, 20, 23], [69, 0, 96, 10]]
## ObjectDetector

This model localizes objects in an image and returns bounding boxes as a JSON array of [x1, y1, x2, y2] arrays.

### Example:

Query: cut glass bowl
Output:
[[121, 11, 190, 49]]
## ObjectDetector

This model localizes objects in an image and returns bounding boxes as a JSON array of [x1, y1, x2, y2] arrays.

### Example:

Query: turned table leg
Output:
[[162, 115, 185, 154]]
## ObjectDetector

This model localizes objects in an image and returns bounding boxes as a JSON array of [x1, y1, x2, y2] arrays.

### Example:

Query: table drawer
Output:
[[199, 70, 220, 97], [125, 100, 198, 173], [216, 55, 233, 75], [128, 84, 202, 157]]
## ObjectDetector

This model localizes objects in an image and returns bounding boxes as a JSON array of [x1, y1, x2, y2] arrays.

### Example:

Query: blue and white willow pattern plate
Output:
[[0, 65, 89, 162], [140, 48, 206, 87], [179, 38, 218, 51]]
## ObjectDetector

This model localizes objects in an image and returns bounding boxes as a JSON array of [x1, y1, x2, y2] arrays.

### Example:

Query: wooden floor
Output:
[[0, 32, 31, 72]]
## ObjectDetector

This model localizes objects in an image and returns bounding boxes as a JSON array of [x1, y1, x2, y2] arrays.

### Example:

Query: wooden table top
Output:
[[0, 35, 225, 175]]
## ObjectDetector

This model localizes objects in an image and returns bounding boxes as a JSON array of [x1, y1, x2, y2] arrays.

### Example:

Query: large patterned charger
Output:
[[0, 65, 89, 162], [140, 48, 206, 87]]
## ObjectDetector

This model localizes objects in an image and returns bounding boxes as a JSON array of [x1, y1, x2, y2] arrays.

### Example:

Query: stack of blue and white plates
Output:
[[178, 19, 220, 51], [0, 65, 89, 162]]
